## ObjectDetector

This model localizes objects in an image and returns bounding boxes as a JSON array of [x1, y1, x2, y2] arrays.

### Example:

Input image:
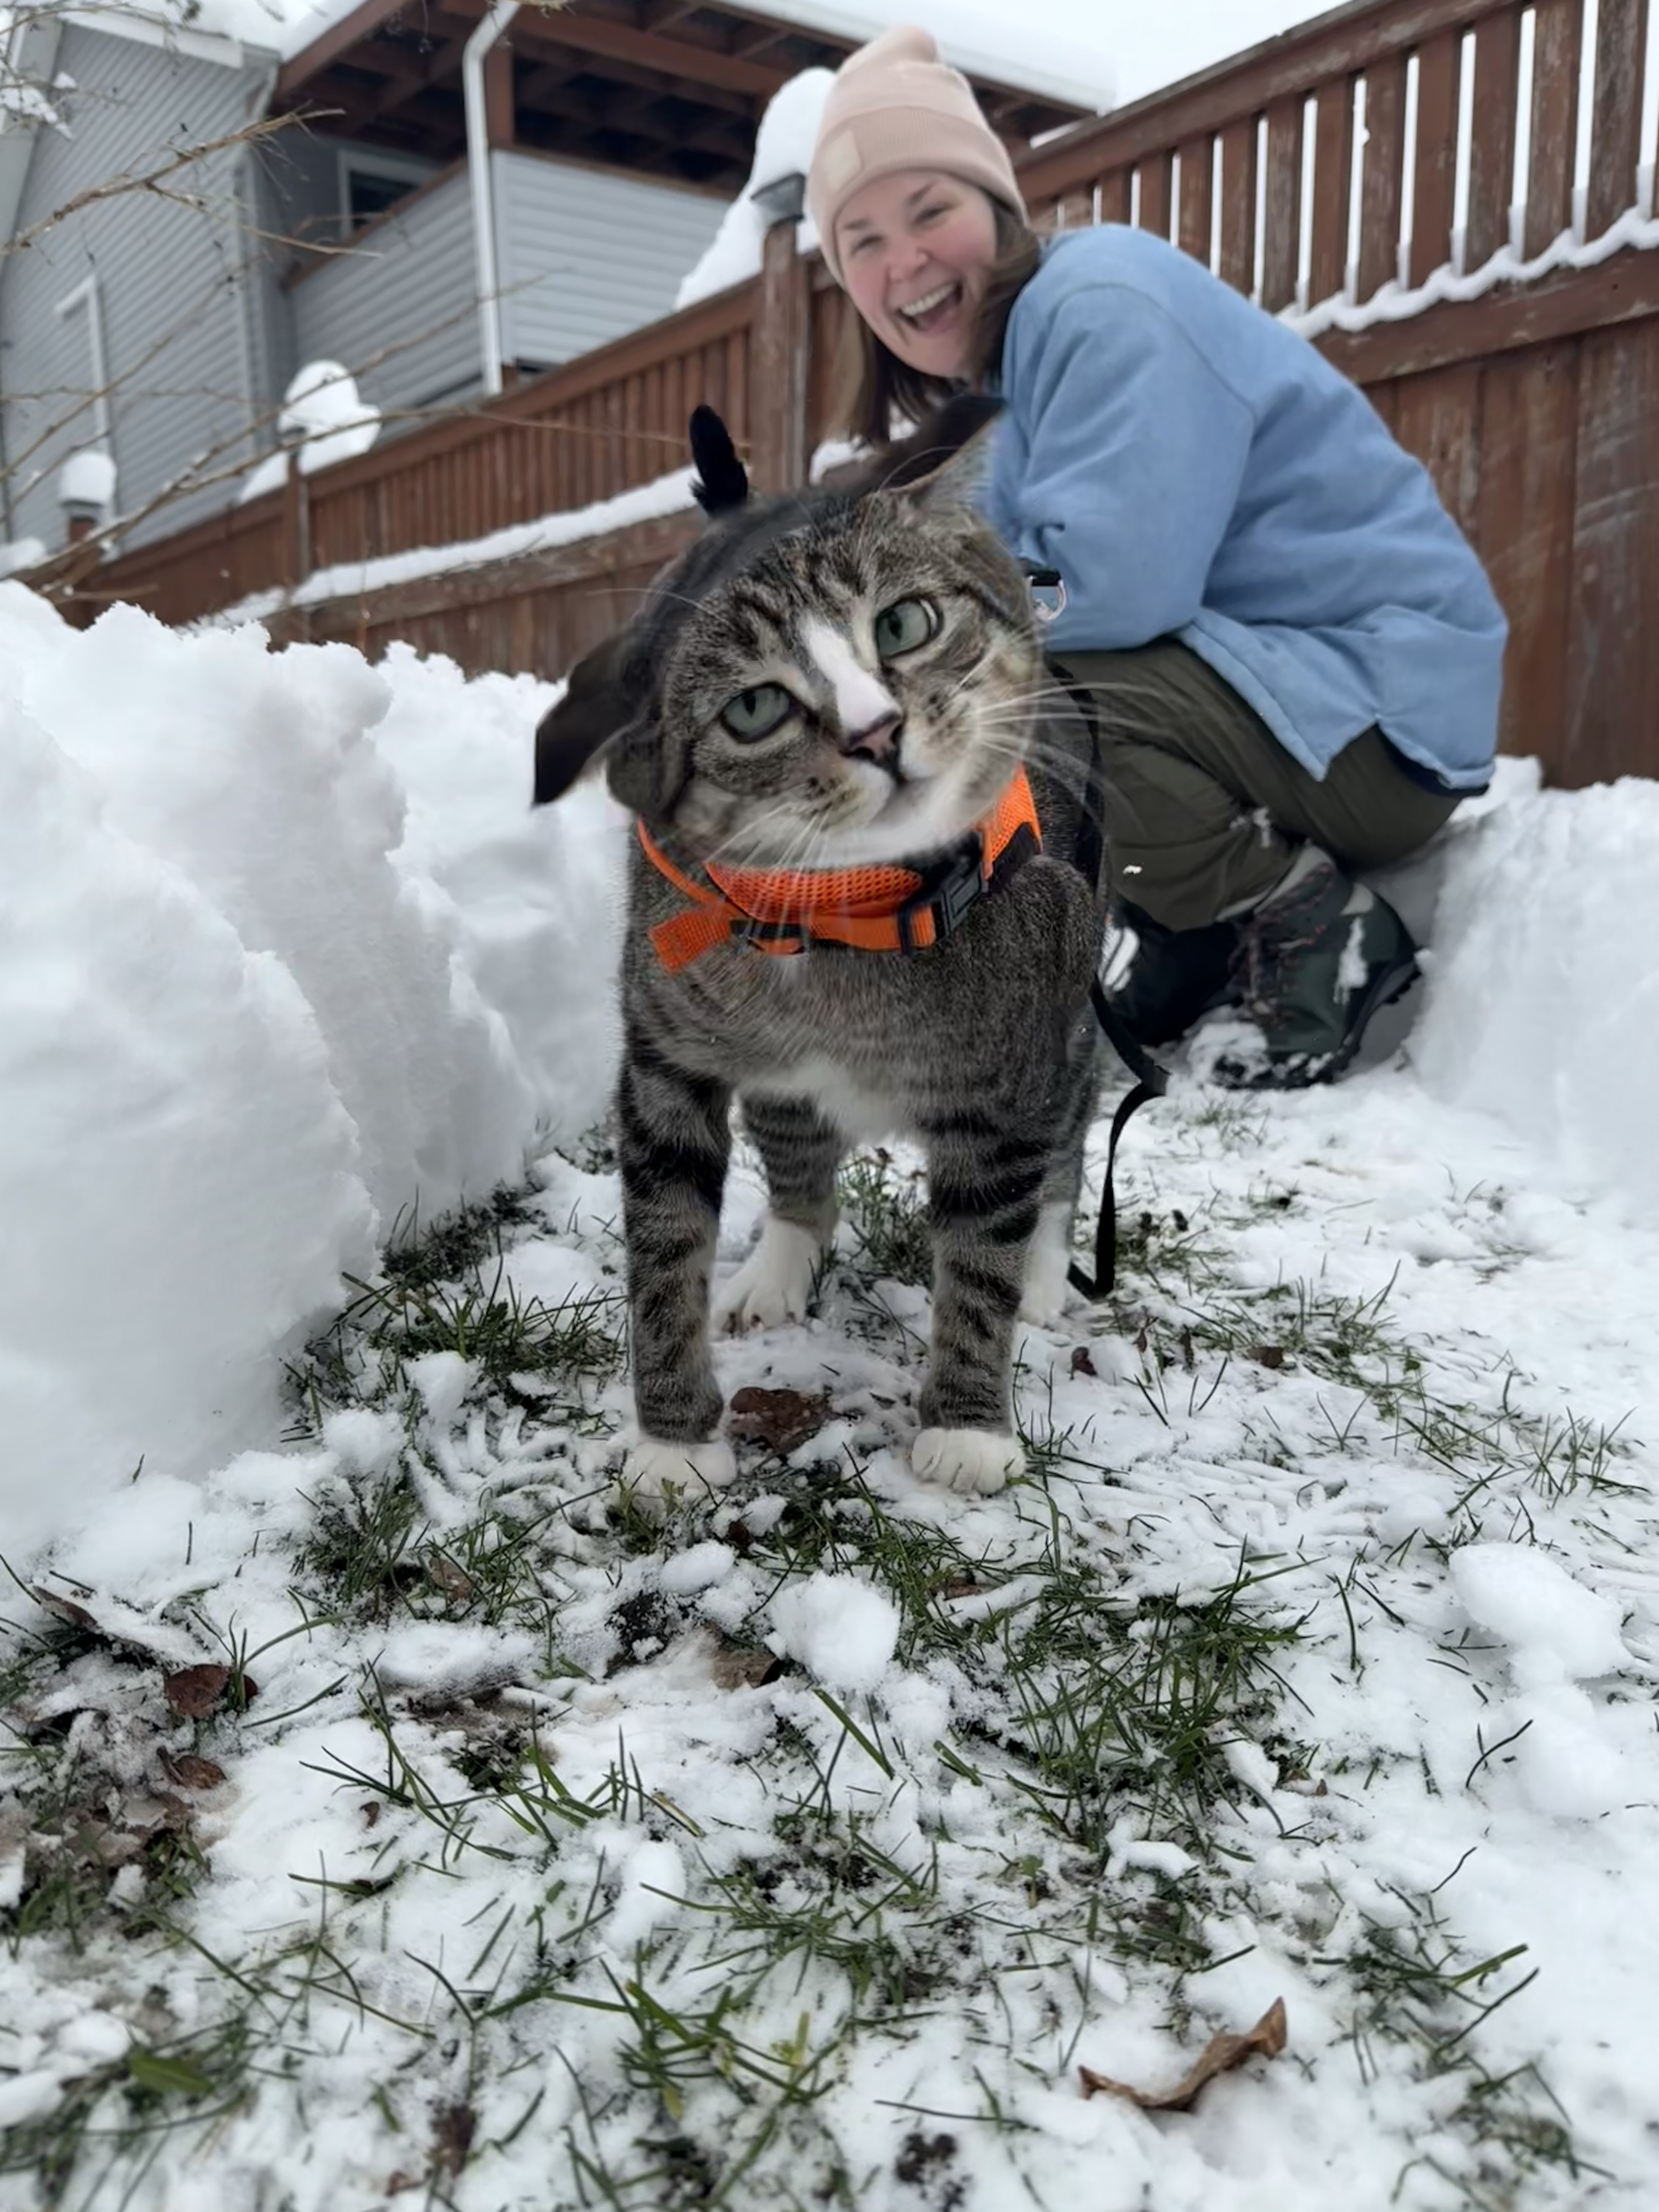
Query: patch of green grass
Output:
[[836, 1151, 933, 1289]]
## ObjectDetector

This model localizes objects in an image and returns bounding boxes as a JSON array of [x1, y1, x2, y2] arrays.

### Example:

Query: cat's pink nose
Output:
[[842, 709, 903, 765]]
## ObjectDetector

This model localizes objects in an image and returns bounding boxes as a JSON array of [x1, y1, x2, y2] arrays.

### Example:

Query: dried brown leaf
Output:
[[31, 1586, 100, 1633], [1079, 1997, 1287, 2111], [708, 1643, 784, 1690], [1070, 1346, 1098, 1377], [432, 2101, 476, 2180], [161, 1752, 227, 1791], [1251, 1345, 1287, 1370], [163, 1664, 257, 1718], [727, 1386, 831, 1456]]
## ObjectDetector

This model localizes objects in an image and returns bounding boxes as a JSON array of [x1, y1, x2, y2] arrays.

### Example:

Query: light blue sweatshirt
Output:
[[979, 225, 1506, 788]]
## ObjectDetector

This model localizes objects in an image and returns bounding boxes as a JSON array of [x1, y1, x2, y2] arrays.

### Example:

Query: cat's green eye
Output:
[[873, 598, 939, 658], [720, 683, 793, 740]]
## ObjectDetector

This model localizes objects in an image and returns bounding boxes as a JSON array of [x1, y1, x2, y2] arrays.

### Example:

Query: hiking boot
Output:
[[1214, 850, 1420, 1089], [1104, 901, 1240, 1048]]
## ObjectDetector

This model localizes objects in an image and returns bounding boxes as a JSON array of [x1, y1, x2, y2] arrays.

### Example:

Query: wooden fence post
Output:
[[279, 452, 312, 643], [754, 194, 811, 492]]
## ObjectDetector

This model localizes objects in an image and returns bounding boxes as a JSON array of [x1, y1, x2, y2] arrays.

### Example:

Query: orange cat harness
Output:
[[635, 768, 1042, 971]]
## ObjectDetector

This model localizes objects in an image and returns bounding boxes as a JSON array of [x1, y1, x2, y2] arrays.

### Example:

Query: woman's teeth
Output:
[[897, 282, 958, 323]]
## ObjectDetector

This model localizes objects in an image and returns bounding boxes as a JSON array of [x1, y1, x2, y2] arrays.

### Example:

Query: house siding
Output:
[[496, 152, 726, 369], [0, 25, 275, 552], [289, 167, 482, 423]]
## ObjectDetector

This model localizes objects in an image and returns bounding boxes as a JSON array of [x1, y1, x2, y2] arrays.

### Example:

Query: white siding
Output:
[[290, 168, 483, 422], [495, 153, 727, 369], [0, 26, 273, 552]]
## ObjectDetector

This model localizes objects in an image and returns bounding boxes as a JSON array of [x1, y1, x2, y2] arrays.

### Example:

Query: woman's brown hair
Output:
[[831, 200, 1043, 451]]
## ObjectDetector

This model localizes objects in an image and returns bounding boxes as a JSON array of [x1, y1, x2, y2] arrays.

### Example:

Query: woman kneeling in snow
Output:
[[807, 28, 1507, 1089]]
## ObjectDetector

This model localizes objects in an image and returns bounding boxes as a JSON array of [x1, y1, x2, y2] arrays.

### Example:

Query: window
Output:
[[336, 150, 435, 237]]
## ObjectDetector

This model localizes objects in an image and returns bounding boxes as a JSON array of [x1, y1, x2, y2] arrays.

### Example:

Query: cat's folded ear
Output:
[[532, 630, 670, 817], [533, 631, 632, 805], [858, 393, 1004, 506]]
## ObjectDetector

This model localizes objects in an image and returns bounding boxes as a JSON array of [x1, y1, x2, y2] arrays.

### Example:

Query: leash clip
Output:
[[1021, 560, 1067, 624]]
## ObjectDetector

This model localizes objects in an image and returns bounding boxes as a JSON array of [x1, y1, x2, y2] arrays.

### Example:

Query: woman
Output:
[[805, 27, 1507, 1088]]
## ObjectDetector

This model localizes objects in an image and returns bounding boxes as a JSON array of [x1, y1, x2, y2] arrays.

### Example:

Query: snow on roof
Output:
[[80, 0, 1114, 101]]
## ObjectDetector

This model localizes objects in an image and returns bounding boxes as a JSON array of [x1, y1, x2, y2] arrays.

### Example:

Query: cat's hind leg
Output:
[[1019, 1044, 1097, 1328], [716, 1091, 842, 1331]]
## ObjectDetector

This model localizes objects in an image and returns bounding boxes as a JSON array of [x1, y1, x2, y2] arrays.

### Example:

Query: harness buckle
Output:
[[895, 842, 986, 952]]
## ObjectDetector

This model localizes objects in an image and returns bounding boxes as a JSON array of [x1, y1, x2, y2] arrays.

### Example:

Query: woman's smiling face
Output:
[[835, 169, 1001, 380]]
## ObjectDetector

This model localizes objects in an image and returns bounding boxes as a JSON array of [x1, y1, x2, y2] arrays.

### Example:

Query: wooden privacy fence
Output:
[[65, 0, 1659, 785]]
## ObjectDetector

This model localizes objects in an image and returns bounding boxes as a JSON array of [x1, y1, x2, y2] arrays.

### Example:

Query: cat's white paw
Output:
[[1018, 1201, 1075, 1329], [912, 1428, 1024, 1497], [714, 1217, 824, 1332], [616, 1437, 738, 1515]]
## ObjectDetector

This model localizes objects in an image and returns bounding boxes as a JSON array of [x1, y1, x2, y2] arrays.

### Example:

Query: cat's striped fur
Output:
[[533, 407, 1111, 1505]]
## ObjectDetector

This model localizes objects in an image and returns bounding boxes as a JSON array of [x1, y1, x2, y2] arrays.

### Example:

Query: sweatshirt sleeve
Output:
[[990, 282, 1255, 648]]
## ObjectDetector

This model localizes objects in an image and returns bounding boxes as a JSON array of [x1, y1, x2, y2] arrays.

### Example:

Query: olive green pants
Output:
[[1057, 640, 1462, 932]]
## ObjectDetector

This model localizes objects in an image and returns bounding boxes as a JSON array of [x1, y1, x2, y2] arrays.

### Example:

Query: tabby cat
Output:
[[532, 402, 1110, 1508]]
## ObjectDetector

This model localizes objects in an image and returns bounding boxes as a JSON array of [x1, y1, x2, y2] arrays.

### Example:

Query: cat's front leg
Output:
[[915, 1107, 1053, 1496], [716, 1091, 842, 1330], [616, 1030, 735, 1509]]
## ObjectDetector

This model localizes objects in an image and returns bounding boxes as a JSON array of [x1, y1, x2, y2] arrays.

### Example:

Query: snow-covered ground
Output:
[[2, 590, 1657, 2210]]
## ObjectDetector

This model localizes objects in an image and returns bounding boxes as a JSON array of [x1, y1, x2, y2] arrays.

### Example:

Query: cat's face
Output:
[[656, 495, 1041, 868]]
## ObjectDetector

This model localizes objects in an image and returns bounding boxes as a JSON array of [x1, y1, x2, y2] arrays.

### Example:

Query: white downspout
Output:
[[464, 1, 519, 398], [55, 273, 113, 448]]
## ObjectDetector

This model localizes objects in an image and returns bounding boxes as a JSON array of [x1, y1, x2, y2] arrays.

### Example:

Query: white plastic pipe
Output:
[[464, 1, 519, 398]]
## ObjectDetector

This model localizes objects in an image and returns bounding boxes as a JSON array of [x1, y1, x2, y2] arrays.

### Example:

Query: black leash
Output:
[[1066, 979, 1168, 1300], [1042, 641, 1171, 1302]]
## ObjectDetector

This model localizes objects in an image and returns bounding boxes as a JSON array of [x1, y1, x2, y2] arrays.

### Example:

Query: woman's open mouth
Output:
[[893, 280, 963, 336]]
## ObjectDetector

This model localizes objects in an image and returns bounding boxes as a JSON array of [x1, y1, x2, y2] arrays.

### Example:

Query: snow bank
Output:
[[0, 586, 626, 1559], [1413, 774, 1659, 1222]]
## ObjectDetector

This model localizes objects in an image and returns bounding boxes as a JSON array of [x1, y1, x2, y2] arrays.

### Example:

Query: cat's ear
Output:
[[533, 632, 631, 805], [859, 393, 1004, 507], [532, 630, 679, 820], [689, 404, 749, 515]]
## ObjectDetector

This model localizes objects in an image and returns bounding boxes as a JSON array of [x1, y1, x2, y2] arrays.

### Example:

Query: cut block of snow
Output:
[[0, 586, 626, 1561], [1413, 777, 1659, 1221], [769, 1571, 898, 1693], [1449, 1544, 1627, 1688]]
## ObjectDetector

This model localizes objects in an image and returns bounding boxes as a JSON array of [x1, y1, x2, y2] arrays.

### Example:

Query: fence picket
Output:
[[1309, 77, 1355, 305], [1262, 96, 1305, 311], [1525, 0, 1585, 258], [1587, 0, 1649, 237], [1178, 134, 1214, 262], [1358, 55, 1408, 300], [1411, 30, 1463, 286], [1218, 117, 1258, 294]]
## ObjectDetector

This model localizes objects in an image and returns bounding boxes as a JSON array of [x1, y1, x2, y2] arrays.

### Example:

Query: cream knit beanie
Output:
[[807, 26, 1025, 286]]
